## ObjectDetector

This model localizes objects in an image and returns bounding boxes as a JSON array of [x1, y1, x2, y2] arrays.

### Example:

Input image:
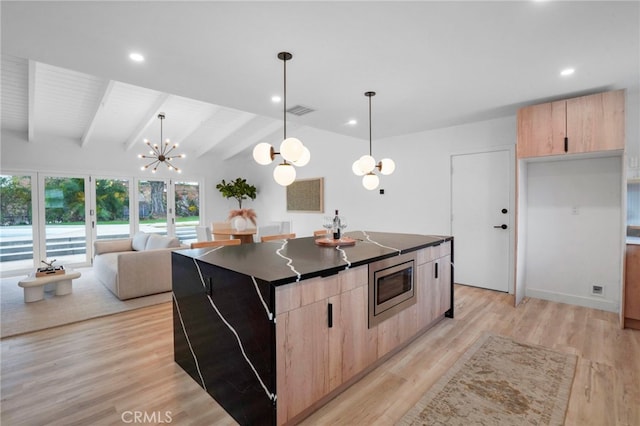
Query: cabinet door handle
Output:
[[328, 303, 333, 328], [564, 136, 568, 153], [434, 262, 439, 279]]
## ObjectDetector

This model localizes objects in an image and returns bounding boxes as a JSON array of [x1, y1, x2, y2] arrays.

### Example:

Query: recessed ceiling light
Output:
[[347, 119, 357, 126], [271, 95, 282, 103], [560, 68, 575, 76], [129, 53, 145, 62]]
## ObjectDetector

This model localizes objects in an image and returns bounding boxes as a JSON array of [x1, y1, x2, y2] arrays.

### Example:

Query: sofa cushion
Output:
[[132, 232, 150, 251], [145, 233, 180, 250]]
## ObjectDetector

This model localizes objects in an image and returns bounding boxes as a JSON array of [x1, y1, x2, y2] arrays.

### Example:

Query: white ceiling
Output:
[[1, 1, 639, 161]]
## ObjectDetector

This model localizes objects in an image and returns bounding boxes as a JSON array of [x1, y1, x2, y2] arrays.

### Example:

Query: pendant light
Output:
[[352, 92, 395, 190], [138, 113, 185, 173], [253, 52, 311, 186]]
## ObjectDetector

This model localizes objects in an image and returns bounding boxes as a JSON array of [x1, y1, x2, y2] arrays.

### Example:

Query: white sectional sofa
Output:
[[93, 232, 182, 300]]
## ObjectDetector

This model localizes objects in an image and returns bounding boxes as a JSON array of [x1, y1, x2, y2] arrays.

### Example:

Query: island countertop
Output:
[[174, 230, 451, 286]]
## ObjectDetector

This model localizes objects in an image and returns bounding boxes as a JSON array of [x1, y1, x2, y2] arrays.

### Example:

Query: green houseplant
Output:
[[216, 178, 258, 229]]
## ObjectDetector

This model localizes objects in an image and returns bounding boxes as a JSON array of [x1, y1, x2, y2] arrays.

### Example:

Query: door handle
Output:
[[493, 224, 508, 230]]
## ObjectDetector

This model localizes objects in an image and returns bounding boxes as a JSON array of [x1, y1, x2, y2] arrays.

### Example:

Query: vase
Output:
[[232, 216, 248, 232]]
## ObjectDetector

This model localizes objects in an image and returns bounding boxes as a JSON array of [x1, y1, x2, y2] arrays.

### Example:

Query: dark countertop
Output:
[[174, 231, 452, 286]]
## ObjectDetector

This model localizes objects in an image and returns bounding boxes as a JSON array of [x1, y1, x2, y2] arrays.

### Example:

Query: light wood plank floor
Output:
[[1, 285, 638, 425]]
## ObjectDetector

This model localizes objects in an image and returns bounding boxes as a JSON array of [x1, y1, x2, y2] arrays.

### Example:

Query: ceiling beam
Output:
[[80, 80, 115, 147], [123, 93, 171, 151], [27, 60, 36, 142], [217, 120, 284, 161], [193, 112, 257, 158], [175, 105, 221, 145]]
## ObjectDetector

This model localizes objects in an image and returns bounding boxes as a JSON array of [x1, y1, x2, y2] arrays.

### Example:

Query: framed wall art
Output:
[[286, 177, 324, 213]]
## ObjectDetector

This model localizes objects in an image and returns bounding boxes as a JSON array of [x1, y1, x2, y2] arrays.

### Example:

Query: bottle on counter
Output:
[[333, 209, 341, 240]]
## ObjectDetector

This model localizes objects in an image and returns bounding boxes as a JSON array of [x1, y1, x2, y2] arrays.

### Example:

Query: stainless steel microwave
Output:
[[368, 251, 417, 328]]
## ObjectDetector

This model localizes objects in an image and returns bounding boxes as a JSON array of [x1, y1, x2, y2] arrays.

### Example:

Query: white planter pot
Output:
[[232, 216, 248, 232]]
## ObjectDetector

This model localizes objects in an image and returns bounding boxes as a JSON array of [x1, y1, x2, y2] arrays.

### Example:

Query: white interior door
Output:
[[451, 150, 511, 292]]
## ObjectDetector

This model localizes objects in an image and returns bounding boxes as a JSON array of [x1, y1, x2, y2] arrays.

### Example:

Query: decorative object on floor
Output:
[[286, 177, 324, 212], [138, 113, 185, 173], [352, 91, 395, 190], [228, 208, 257, 231], [252, 52, 311, 186], [216, 177, 257, 209], [397, 333, 577, 426], [1, 267, 171, 338]]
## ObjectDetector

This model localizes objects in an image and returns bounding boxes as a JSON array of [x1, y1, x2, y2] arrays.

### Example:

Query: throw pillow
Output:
[[132, 232, 150, 251]]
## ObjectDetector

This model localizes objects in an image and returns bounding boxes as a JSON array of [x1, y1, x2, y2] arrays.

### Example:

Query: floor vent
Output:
[[287, 105, 315, 116]]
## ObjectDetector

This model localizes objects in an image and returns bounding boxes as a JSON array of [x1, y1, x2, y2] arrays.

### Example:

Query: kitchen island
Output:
[[172, 231, 453, 425]]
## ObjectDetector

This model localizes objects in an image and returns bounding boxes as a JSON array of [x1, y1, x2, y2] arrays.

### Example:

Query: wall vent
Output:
[[287, 105, 315, 116], [591, 285, 604, 296]]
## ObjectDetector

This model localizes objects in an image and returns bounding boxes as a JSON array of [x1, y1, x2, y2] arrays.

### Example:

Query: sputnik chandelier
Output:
[[352, 92, 395, 190], [252, 52, 311, 186], [138, 113, 185, 173]]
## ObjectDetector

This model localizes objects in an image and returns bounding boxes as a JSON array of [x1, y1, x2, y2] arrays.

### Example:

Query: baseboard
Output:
[[525, 287, 619, 313]]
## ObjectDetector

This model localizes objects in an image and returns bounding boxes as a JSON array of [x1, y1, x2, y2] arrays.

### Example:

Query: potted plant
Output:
[[216, 178, 257, 231]]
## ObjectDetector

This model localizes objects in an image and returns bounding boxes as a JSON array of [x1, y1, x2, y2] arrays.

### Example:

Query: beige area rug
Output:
[[1, 267, 171, 338], [397, 333, 577, 426]]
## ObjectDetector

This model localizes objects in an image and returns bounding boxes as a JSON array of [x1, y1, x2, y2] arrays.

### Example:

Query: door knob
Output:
[[493, 224, 508, 229]]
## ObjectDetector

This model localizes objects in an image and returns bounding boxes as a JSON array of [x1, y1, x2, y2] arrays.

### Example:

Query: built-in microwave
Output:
[[368, 251, 417, 328]]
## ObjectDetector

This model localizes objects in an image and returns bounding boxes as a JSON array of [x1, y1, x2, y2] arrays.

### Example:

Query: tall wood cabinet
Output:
[[517, 90, 625, 158], [625, 244, 640, 330], [515, 89, 627, 326]]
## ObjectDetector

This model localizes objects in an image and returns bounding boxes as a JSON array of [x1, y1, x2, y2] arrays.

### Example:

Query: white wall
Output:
[[206, 116, 517, 238], [523, 156, 623, 312]]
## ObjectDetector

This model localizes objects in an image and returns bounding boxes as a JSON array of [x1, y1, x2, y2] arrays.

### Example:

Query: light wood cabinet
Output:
[[275, 242, 454, 425], [624, 244, 640, 330], [276, 266, 375, 424], [417, 249, 452, 331], [276, 297, 330, 424], [517, 90, 625, 158]]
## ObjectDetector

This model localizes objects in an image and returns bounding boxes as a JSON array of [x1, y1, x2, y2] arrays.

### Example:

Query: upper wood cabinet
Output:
[[517, 90, 625, 158]]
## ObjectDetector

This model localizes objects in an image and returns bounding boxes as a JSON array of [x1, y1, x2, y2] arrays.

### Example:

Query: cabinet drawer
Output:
[[416, 241, 451, 264], [275, 274, 339, 315]]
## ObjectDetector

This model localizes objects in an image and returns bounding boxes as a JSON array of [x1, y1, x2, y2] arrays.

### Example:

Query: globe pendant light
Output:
[[352, 92, 395, 190], [252, 52, 311, 186], [138, 113, 185, 173]]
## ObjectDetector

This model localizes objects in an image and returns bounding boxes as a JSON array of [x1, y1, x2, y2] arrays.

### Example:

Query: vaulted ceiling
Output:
[[1, 1, 638, 161]]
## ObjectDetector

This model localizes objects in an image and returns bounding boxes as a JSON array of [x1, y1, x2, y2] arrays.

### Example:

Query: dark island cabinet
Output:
[[172, 232, 453, 425]]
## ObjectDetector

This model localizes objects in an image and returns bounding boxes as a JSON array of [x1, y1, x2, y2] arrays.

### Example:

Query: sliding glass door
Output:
[[40, 175, 91, 267], [0, 173, 36, 274], [137, 179, 168, 235], [0, 172, 203, 276], [95, 177, 132, 240], [175, 180, 200, 244]]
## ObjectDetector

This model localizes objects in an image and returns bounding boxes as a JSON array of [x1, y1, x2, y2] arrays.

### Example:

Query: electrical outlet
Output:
[[572, 206, 579, 215], [591, 285, 604, 296]]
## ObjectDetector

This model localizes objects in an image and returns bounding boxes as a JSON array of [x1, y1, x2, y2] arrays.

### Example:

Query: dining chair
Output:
[[195, 226, 212, 242], [313, 229, 329, 237], [211, 221, 233, 240], [260, 233, 296, 243], [190, 239, 241, 249]]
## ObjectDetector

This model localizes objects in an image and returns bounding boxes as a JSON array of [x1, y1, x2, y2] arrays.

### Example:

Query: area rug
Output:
[[397, 333, 577, 426], [1, 267, 171, 338]]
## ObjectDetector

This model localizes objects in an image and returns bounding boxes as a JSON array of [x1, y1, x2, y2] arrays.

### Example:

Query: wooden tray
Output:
[[36, 267, 65, 277], [314, 237, 356, 247]]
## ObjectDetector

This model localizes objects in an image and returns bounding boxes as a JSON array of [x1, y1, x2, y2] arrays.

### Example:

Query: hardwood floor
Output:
[[1, 285, 638, 425]]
